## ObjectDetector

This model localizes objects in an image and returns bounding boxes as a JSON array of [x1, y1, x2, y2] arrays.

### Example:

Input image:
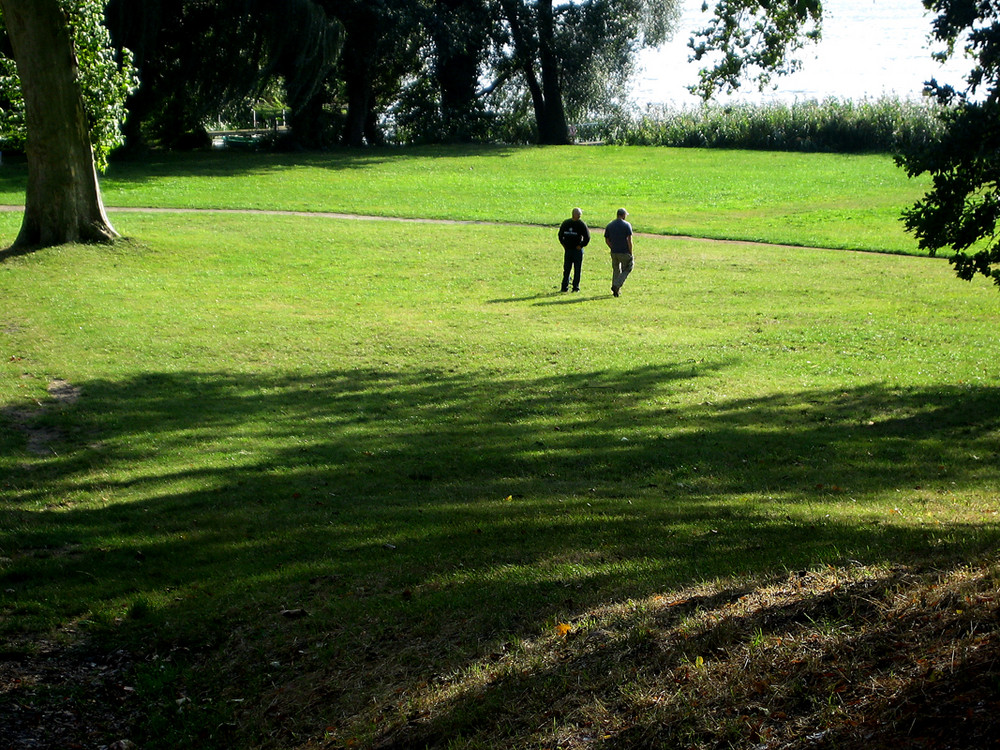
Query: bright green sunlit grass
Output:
[[0, 145, 931, 252], [0, 153, 998, 747]]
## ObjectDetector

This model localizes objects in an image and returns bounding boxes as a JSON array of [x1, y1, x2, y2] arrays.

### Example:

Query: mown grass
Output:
[[1, 149, 999, 749], [0, 144, 935, 253]]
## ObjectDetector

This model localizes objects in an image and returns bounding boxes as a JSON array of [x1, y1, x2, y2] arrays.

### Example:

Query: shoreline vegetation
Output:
[[578, 97, 946, 154], [0, 95, 940, 157], [359, 96, 948, 154]]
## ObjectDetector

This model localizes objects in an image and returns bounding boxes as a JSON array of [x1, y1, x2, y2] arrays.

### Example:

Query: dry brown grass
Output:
[[294, 556, 1000, 749]]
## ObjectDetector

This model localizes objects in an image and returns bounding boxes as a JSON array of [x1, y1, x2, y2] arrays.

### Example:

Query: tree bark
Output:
[[535, 0, 570, 145], [0, 0, 118, 248], [499, 0, 570, 145], [433, 0, 487, 141], [343, 66, 372, 147], [339, 12, 377, 147]]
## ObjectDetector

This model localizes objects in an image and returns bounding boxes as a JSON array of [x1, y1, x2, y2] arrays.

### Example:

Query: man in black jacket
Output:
[[558, 207, 591, 292]]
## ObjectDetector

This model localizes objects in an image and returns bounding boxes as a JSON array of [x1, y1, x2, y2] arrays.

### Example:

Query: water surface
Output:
[[634, 0, 974, 106]]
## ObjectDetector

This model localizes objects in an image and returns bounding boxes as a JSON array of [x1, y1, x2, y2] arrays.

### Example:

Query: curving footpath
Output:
[[0, 204, 809, 250]]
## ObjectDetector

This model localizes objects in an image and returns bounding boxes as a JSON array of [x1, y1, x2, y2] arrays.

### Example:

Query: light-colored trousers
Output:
[[611, 252, 634, 289]]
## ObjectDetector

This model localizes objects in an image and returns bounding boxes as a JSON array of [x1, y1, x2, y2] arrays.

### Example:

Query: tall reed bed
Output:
[[586, 97, 946, 153]]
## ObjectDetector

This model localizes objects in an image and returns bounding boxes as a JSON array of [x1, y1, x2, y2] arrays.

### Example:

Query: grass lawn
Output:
[[0, 145, 934, 252], [1, 147, 999, 749]]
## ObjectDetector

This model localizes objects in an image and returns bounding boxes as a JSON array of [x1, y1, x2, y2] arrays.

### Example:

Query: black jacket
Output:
[[558, 218, 591, 250]]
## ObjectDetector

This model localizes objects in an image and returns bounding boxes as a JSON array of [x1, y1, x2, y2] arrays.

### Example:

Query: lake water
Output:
[[632, 0, 974, 107]]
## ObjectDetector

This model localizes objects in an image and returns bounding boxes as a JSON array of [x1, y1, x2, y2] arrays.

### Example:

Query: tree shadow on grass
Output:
[[374, 562, 1000, 750], [0, 243, 37, 263], [0, 146, 524, 209], [97, 144, 523, 185], [1, 365, 999, 746]]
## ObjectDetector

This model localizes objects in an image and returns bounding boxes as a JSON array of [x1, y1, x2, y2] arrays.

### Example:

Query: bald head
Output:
[[572, 208, 582, 220]]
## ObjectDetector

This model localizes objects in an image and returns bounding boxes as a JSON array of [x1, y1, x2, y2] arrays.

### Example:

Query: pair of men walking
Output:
[[558, 207, 633, 297]]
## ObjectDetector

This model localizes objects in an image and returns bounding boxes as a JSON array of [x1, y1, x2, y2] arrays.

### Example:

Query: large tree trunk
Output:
[[340, 18, 377, 147], [536, 0, 569, 145], [500, 0, 570, 145], [342, 70, 371, 147], [0, 0, 118, 248], [433, 0, 486, 141], [287, 88, 335, 149]]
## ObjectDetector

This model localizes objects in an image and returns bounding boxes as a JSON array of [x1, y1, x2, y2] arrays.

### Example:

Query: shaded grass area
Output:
[[3, 369, 999, 748], [370, 561, 1000, 749], [1, 212, 999, 747]]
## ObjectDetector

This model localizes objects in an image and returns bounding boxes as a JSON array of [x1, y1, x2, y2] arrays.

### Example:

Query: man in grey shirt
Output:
[[604, 208, 633, 297]]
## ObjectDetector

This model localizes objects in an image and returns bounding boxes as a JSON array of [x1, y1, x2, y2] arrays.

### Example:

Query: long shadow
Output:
[[375, 564, 1000, 749], [0, 243, 36, 263], [0, 145, 522, 200], [2, 366, 999, 746], [5, 366, 999, 615], [101, 144, 522, 184]]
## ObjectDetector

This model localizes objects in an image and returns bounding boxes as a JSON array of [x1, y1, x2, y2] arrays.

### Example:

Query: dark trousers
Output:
[[562, 247, 583, 290]]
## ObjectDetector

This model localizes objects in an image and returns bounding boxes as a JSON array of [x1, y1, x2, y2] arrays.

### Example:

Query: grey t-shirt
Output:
[[604, 218, 633, 253]]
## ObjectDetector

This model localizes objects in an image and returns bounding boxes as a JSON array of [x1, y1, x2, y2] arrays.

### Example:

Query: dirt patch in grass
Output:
[[0, 636, 139, 750], [2, 378, 81, 456]]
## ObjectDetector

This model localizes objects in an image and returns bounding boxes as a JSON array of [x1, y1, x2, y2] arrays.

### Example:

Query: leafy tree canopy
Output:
[[0, 0, 137, 171], [558, 0, 680, 120], [897, 0, 1000, 288], [492, 0, 679, 144], [688, 0, 822, 100], [690, 0, 1000, 291], [104, 0, 342, 149]]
